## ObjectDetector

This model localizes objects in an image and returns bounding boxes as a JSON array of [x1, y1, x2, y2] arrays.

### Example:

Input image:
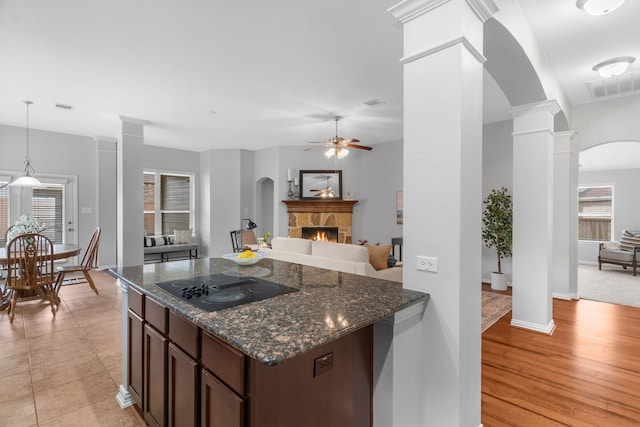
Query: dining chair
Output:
[[230, 230, 243, 252], [5, 233, 58, 323], [54, 227, 101, 296]]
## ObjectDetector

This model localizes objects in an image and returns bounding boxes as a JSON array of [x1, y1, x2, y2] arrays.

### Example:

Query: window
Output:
[[578, 186, 613, 242], [32, 185, 64, 244], [0, 180, 8, 246], [144, 171, 194, 236]]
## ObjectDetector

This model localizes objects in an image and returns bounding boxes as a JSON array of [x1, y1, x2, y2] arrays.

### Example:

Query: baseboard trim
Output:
[[511, 318, 556, 335]]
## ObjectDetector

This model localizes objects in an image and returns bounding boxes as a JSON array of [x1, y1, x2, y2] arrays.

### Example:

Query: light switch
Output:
[[417, 256, 438, 273]]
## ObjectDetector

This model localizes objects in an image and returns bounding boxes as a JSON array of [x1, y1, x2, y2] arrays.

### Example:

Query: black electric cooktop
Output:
[[155, 273, 299, 312]]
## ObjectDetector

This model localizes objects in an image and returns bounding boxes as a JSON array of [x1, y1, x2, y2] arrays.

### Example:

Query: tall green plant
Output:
[[482, 187, 513, 274]]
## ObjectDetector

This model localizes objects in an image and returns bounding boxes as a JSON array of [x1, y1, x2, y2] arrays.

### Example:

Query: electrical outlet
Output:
[[417, 256, 438, 273], [314, 352, 334, 377]]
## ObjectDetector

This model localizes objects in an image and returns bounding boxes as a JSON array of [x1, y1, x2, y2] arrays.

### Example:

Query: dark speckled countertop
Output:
[[109, 257, 428, 365]]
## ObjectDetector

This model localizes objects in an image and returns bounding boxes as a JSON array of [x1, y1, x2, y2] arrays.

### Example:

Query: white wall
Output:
[[578, 167, 640, 263], [359, 140, 403, 249], [482, 120, 514, 282], [0, 124, 99, 261]]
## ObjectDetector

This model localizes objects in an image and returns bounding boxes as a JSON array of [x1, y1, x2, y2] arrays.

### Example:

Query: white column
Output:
[[388, 0, 496, 425], [116, 116, 146, 267], [552, 130, 578, 300], [115, 278, 134, 408], [510, 100, 560, 333]]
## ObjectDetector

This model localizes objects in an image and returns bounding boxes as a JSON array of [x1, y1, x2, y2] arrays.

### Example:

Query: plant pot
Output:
[[490, 272, 508, 291]]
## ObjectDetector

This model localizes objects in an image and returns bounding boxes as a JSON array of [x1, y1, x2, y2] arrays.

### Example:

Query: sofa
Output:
[[144, 232, 199, 263], [598, 230, 640, 276], [265, 237, 402, 282]]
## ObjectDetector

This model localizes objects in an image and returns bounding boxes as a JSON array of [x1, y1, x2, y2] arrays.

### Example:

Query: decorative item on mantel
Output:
[[286, 168, 296, 199]]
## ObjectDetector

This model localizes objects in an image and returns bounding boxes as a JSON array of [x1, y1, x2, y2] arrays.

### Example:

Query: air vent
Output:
[[55, 103, 73, 110], [363, 98, 386, 107], [587, 70, 640, 99]]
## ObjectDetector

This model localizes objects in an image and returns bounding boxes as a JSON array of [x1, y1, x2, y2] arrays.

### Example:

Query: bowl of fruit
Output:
[[222, 250, 268, 266]]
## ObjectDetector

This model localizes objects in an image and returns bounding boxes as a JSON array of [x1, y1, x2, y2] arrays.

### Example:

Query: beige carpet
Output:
[[579, 263, 640, 308], [482, 291, 512, 332]]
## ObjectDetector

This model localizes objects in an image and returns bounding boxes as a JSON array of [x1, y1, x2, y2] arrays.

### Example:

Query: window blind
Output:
[[32, 186, 64, 243], [0, 181, 8, 246]]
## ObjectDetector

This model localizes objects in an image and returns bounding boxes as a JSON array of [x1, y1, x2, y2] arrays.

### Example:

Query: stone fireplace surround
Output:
[[282, 200, 358, 244]]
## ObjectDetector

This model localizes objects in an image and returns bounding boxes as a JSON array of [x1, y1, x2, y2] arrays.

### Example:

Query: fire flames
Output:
[[313, 231, 330, 241]]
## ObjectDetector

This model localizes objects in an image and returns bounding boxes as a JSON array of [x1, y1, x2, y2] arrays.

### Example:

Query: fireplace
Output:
[[282, 200, 358, 244], [302, 227, 339, 242]]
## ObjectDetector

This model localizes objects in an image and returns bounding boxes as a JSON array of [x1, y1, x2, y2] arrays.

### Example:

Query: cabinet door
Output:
[[201, 369, 245, 427], [168, 343, 199, 427], [144, 324, 168, 427], [128, 309, 144, 407]]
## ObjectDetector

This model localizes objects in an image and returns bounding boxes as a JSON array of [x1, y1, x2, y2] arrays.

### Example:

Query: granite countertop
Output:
[[109, 257, 428, 365]]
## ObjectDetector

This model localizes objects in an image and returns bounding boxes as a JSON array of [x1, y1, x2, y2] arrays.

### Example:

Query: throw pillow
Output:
[[174, 229, 192, 244], [367, 245, 392, 271]]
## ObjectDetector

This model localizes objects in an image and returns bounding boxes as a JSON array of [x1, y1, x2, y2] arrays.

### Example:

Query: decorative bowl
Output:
[[222, 252, 268, 266]]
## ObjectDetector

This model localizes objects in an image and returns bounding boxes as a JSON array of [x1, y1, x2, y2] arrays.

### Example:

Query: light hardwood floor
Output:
[[482, 294, 640, 426], [3, 271, 638, 426]]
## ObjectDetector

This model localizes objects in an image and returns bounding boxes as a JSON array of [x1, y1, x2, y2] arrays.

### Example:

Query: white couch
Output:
[[266, 237, 402, 283]]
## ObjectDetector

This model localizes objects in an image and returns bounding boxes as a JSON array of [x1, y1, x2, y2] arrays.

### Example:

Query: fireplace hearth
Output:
[[302, 227, 339, 242]]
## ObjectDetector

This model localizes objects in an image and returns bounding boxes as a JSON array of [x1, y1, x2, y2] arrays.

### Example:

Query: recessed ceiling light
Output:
[[592, 56, 636, 77], [576, 0, 626, 15]]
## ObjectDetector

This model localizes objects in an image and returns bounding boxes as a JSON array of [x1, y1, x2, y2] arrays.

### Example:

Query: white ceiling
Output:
[[0, 0, 638, 160]]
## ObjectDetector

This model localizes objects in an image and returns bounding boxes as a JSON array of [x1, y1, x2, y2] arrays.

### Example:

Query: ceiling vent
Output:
[[363, 98, 385, 107], [587, 70, 640, 99], [55, 103, 73, 110]]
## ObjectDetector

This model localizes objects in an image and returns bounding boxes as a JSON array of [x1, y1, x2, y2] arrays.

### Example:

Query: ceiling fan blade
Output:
[[304, 145, 328, 151], [345, 143, 373, 151], [342, 138, 360, 143]]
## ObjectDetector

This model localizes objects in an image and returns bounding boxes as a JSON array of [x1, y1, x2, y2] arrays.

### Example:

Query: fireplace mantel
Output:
[[282, 199, 358, 213]]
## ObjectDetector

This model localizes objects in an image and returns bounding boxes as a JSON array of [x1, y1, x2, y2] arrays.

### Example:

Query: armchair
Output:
[[598, 230, 640, 276]]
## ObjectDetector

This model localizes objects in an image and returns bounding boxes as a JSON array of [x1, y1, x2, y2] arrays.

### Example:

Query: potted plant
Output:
[[482, 187, 512, 290]]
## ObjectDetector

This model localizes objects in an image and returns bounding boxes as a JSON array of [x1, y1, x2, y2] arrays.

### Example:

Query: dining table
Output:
[[0, 243, 82, 310]]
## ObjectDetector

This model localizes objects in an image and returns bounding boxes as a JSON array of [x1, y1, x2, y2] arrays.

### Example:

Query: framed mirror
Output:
[[299, 170, 342, 200]]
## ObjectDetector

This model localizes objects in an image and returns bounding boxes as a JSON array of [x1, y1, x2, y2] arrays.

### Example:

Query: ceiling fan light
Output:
[[324, 147, 335, 158], [576, 0, 626, 15], [592, 56, 635, 77], [336, 147, 349, 159]]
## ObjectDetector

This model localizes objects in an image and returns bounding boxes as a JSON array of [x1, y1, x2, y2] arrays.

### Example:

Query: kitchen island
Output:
[[110, 256, 428, 427]]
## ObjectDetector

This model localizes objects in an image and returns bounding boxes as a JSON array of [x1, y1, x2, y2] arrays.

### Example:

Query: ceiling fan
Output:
[[305, 116, 372, 159]]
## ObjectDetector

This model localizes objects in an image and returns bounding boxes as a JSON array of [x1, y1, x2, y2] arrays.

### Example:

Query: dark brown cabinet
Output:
[[144, 323, 168, 427], [201, 368, 245, 427], [168, 343, 199, 427], [127, 288, 372, 427]]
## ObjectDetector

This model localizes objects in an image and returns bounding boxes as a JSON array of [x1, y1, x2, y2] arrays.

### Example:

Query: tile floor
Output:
[[0, 271, 146, 426]]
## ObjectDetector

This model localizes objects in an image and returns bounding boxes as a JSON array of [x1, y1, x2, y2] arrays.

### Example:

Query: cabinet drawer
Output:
[[146, 297, 168, 334], [169, 310, 199, 359], [201, 331, 246, 396], [129, 287, 144, 318]]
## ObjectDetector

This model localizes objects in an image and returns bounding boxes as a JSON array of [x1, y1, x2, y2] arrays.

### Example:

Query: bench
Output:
[[144, 234, 199, 263]]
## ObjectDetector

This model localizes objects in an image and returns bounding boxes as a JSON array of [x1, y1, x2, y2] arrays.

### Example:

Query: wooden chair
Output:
[[54, 227, 101, 295], [5, 233, 58, 323], [230, 230, 243, 252], [230, 229, 258, 252]]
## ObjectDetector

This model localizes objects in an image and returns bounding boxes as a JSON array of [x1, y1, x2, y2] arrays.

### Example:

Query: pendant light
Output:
[[9, 100, 42, 187]]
